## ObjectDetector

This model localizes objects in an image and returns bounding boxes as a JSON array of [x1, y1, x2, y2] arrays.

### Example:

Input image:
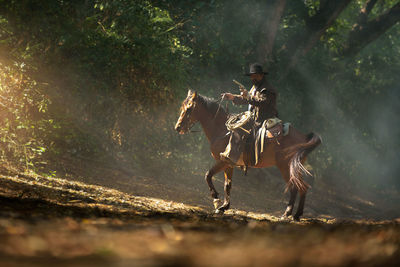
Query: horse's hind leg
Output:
[[279, 167, 307, 221], [215, 167, 233, 214], [293, 191, 306, 221], [282, 186, 297, 219], [277, 164, 298, 219], [205, 161, 226, 209]]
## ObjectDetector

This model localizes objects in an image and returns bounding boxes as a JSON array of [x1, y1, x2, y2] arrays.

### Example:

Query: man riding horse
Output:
[[220, 63, 279, 166], [175, 66, 321, 219]]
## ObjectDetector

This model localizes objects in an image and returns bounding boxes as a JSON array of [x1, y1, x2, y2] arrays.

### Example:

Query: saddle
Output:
[[225, 112, 290, 169], [254, 118, 283, 165]]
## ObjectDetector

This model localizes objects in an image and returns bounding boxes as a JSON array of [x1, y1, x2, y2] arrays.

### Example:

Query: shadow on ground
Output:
[[0, 168, 399, 267]]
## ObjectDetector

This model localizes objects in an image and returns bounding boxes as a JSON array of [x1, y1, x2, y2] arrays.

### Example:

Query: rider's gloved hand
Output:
[[240, 88, 248, 98], [221, 93, 235, 101]]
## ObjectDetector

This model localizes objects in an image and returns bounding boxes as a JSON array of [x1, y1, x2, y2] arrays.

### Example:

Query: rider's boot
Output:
[[220, 132, 242, 165]]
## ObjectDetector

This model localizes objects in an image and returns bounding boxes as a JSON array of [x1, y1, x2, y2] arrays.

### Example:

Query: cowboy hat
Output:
[[245, 63, 269, 76]]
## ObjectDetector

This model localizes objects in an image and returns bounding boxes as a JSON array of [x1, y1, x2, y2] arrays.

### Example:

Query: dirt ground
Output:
[[0, 167, 399, 267]]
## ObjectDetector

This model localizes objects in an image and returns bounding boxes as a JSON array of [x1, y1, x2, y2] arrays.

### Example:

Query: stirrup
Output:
[[240, 165, 248, 175]]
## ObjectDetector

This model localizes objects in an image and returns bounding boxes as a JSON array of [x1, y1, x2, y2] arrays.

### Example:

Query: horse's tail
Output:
[[285, 132, 322, 193]]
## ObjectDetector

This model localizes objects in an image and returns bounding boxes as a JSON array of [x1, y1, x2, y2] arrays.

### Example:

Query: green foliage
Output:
[[0, 0, 191, 174], [0, 0, 399, 191], [1, 0, 189, 102], [0, 63, 53, 169]]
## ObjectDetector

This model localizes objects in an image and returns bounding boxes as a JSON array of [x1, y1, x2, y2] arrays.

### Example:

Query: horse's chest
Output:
[[210, 136, 229, 159]]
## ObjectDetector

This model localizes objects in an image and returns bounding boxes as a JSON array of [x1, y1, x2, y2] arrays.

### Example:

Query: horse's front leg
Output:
[[215, 167, 233, 214], [205, 161, 227, 209]]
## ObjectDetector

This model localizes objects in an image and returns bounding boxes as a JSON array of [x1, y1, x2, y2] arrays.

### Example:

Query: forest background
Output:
[[0, 0, 399, 217]]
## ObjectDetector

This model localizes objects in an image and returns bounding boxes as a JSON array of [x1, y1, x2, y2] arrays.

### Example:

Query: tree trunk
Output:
[[255, 0, 287, 65]]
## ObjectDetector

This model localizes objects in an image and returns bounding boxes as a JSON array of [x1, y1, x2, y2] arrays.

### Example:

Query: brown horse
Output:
[[175, 90, 321, 220]]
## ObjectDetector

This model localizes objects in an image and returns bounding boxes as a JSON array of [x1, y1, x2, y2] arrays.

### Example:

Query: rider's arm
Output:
[[233, 87, 276, 107]]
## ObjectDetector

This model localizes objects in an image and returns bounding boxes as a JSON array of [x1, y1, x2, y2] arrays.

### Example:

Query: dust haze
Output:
[[12, 0, 398, 220]]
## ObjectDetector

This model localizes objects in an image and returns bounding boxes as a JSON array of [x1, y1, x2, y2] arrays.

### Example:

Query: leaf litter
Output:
[[0, 170, 399, 267]]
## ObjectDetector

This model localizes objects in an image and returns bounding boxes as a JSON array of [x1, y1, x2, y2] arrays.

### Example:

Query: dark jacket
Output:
[[233, 77, 278, 122]]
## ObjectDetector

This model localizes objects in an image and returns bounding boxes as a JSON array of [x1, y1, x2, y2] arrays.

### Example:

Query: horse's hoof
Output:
[[213, 199, 222, 209], [279, 215, 290, 222], [293, 216, 301, 222], [215, 208, 225, 215]]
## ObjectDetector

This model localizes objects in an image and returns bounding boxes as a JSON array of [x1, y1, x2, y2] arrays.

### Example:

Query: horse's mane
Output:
[[197, 94, 228, 116]]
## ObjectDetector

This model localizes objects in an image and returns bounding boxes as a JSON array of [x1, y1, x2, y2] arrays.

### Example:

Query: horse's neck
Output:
[[196, 105, 227, 143]]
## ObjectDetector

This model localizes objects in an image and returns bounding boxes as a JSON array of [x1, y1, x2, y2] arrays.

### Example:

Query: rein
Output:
[[213, 95, 225, 121], [212, 95, 230, 139], [187, 95, 228, 135]]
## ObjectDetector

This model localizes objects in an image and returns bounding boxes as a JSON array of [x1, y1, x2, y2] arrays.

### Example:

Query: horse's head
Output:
[[175, 90, 199, 134]]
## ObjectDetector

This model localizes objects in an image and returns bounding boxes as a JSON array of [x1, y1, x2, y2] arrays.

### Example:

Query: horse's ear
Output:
[[193, 91, 198, 99], [187, 90, 193, 97]]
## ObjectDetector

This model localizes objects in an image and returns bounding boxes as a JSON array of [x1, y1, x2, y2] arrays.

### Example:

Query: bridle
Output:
[[179, 101, 199, 133], [179, 94, 227, 134]]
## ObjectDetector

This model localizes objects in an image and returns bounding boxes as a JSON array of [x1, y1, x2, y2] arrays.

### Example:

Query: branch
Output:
[[355, 0, 379, 28], [302, 0, 352, 55], [282, 0, 351, 77], [364, 0, 379, 15], [342, 3, 400, 57]]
